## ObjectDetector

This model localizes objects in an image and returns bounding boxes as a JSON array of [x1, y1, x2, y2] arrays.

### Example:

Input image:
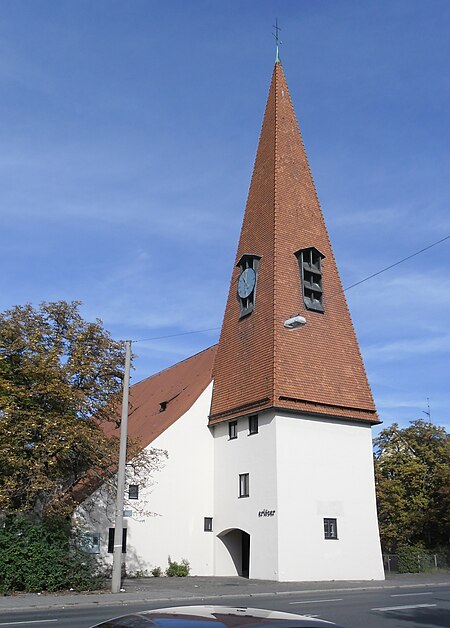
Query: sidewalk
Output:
[[1, 572, 450, 612]]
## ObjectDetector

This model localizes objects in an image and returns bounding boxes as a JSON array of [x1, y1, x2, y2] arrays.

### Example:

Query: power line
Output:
[[343, 235, 450, 291], [131, 234, 449, 343], [133, 327, 220, 343]]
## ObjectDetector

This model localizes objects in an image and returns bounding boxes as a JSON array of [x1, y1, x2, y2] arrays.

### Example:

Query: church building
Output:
[[78, 59, 385, 582]]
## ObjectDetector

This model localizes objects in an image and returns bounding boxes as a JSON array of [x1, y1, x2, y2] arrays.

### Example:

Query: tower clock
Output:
[[237, 254, 261, 318]]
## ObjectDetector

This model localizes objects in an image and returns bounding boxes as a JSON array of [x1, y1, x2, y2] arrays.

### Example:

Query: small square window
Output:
[[128, 484, 139, 500], [229, 420, 237, 440], [204, 517, 213, 532], [248, 414, 258, 435], [239, 473, 249, 498], [108, 527, 127, 553], [324, 518, 338, 540]]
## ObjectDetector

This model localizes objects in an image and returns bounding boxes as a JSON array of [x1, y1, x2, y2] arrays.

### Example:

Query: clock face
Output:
[[238, 267, 256, 299]]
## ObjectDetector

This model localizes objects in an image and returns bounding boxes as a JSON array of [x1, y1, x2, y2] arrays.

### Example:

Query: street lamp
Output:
[[283, 315, 307, 330]]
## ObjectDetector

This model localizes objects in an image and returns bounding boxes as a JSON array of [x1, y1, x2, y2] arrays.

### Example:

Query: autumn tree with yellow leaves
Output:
[[0, 301, 143, 519], [0, 301, 167, 592]]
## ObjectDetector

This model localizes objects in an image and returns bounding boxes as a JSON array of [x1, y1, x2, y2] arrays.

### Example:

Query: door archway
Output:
[[218, 528, 250, 577]]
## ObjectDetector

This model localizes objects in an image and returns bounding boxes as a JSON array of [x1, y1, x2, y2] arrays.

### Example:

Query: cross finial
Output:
[[273, 18, 282, 63]]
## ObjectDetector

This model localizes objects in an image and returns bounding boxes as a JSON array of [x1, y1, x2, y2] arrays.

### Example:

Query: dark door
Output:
[[241, 531, 250, 577]]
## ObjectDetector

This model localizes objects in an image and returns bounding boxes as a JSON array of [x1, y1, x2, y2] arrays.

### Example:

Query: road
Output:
[[0, 584, 449, 628]]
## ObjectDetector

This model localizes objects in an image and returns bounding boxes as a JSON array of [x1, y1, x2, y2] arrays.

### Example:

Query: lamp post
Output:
[[111, 339, 132, 593]]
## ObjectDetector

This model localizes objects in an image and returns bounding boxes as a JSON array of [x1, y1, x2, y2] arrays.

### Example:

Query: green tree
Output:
[[374, 420, 450, 553], [0, 301, 127, 518], [0, 515, 104, 593]]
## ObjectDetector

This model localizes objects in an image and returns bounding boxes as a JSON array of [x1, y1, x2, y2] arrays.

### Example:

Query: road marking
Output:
[[372, 603, 437, 612], [0, 621, 58, 626], [289, 598, 343, 605], [391, 592, 434, 597]]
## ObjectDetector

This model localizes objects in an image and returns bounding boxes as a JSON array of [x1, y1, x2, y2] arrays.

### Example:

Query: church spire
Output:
[[210, 62, 378, 425]]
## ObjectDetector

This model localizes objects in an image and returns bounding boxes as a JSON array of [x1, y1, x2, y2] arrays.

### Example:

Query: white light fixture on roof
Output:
[[283, 314, 307, 330]]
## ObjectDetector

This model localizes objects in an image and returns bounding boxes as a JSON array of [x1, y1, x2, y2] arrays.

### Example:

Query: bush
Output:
[[151, 566, 162, 577], [165, 557, 190, 577], [126, 569, 149, 578], [397, 544, 431, 573], [0, 515, 104, 593]]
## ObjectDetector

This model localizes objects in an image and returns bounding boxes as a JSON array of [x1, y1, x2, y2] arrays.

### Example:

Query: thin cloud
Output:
[[365, 333, 450, 362], [330, 206, 409, 228]]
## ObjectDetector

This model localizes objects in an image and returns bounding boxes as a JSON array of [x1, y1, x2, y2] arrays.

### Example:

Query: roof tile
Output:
[[210, 63, 378, 425]]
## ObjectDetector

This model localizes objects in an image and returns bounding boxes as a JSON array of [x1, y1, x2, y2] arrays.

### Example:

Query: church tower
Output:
[[210, 61, 384, 581]]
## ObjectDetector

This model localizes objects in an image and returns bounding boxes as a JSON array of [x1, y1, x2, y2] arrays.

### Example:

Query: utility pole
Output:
[[111, 339, 132, 593]]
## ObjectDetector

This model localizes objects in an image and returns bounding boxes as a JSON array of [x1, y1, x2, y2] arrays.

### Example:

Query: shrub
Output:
[[127, 569, 149, 578], [165, 557, 190, 577], [0, 515, 105, 593], [397, 544, 431, 573], [151, 566, 162, 577]]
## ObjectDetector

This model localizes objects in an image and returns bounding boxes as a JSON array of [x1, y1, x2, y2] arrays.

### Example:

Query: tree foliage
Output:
[[0, 301, 128, 517], [374, 420, 450, 552], [0, 515, 104, 593]]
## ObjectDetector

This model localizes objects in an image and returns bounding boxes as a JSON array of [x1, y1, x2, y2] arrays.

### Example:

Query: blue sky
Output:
[[1, 0, 449, 435]]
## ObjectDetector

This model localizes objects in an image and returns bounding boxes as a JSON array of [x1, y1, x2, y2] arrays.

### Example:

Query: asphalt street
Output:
[[1, 573, 449, 628]]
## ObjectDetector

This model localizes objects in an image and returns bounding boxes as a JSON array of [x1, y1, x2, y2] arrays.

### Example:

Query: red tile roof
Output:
[[72, 346, 216, 505], [103, 345, 216, 448], [210, 63, 378, 425]]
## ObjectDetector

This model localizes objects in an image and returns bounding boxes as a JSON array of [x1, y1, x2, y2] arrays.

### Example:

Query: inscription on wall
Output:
[[258, 509, 276, 517]]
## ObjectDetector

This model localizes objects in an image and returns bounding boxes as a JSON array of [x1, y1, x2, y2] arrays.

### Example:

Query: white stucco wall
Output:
[[212, 409, 384, 582], [78, 391, 384, 582], [78, 383, 215, 576], [275, 412, 384, 581], [213, 412, 279, 579]]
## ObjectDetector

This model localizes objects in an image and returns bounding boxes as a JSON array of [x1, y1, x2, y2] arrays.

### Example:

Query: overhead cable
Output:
[[132, 234, 450, 343]]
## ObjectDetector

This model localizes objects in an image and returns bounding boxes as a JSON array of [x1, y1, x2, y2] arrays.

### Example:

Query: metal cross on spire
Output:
[[273, 18, 282, 63]]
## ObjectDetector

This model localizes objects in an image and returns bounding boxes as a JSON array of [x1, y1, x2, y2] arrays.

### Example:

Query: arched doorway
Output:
[[218, 528, 250, 577]]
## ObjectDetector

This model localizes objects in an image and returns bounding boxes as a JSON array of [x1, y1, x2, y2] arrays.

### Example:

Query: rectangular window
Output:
[[91, 532, 101, 553], [229, 420, 237, 440], [128, 484, 139, 500], [324, 518, 338, 540], [108, 527, 127, 553], [248, 414, 258, 435], [204, 517, 213, 532], [239, 473, 249, 498], [296, 247, 325, 313], [82, 532, 101, 554]]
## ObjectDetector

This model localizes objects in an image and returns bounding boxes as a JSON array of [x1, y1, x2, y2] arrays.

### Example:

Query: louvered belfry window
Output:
[[296, 247, 325, 313]]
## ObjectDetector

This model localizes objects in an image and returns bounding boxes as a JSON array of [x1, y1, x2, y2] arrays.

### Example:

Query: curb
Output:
[[2, 580, 450, 612]]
